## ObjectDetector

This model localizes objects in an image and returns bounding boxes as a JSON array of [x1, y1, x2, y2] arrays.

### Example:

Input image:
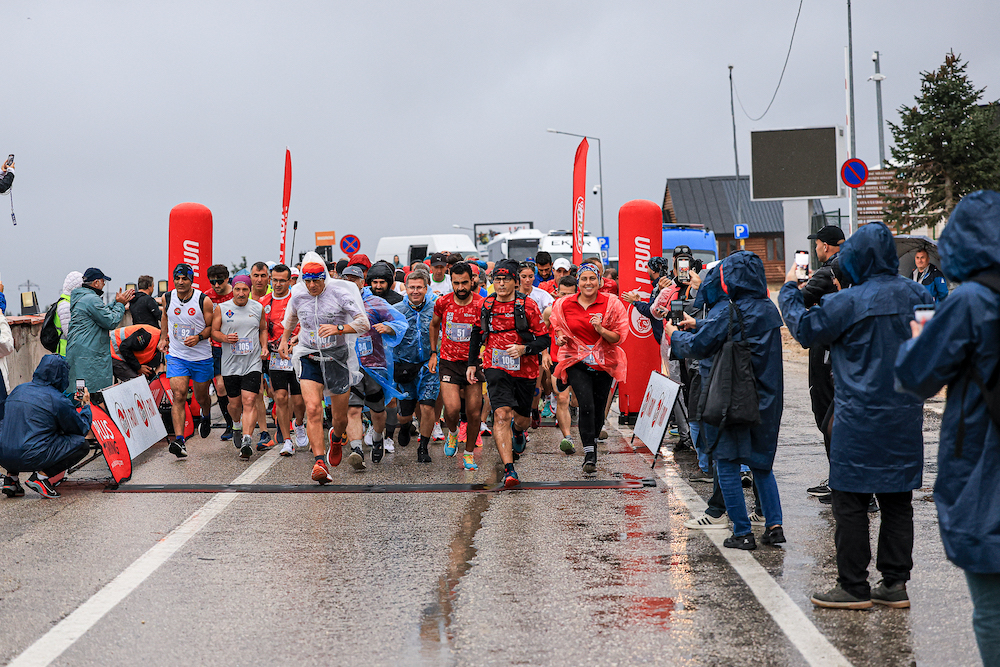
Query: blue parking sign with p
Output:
[[734, 224, 749, 239]]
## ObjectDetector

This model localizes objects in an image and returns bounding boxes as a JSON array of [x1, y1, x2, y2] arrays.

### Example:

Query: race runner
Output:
[[468, 259, 549, 488], [158, 263, 215, 458], [518, 262, 554, 428], [205, 264, 236, 440], [210, 275, 268, 460], [429, 261, 485, 470], [340, 264, 408, 468], [261, 264, 308, 457], [278, 252, 369, 484], [541, 276, 579, 455], [393, 270, 440, 463], [248, 261, 274, 450], [550, 263, 629, 473]]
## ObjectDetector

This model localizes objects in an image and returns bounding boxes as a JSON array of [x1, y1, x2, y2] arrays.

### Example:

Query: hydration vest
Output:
[[479, 292, 535, 343]]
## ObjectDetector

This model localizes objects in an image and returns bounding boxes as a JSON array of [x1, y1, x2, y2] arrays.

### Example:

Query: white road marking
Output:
[[616, 423, 853, 667], [8, 450, 282, 667]]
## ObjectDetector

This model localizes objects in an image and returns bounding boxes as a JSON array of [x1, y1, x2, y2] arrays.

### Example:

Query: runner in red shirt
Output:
[[206, 264, 236, 440], [261, 264, 308, 457], [468, 260, 550, 488], [429, 262, 485, 470]]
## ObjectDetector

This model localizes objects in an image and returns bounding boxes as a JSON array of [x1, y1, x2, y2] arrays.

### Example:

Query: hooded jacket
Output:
[[0, 355, 92, 473], [394, 292, 438, 365], [57, 271, 84, 356], [0, 312, 13, 420], [670, 252, 784, 469], [780, 222, 931, 493], [65, 284, 126, 391], [895, 190, 1000, 573], [357, 287, 409, 400]]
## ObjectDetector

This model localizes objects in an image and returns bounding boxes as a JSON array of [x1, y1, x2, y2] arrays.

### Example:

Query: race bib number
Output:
[[269, 355, 293, 371], [581, 344, 599, 366], [357, 336, 374, 358], [446, 321, 472, 342], [173, 323, 195, 340], [304, 330, 334, 349], [232, 338, 252, 356], [491, 349, 521, 371]]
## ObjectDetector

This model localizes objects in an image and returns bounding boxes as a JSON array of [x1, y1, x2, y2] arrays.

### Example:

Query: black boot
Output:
[[417, 436, 432, 463]]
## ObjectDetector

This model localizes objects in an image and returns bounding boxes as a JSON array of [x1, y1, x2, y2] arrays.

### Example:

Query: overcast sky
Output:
[[2, 0, 996, 306]]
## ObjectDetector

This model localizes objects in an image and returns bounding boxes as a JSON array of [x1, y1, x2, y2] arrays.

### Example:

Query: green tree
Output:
[[882, 51, 1000, 233], [230, 256, 248, 274]]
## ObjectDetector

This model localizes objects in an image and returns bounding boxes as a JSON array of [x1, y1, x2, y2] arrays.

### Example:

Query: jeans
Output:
[[690, 421, 708, 471], [565, 363, 613, 447], [831, 490, 913, 598], [966, 571, 1000, 667], [717, 459, 782, 536]]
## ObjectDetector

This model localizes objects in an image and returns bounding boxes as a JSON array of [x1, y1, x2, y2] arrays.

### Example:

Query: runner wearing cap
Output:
[[538, 257, 573, 295], [341, 264, 408, 468], [206, 264, 236, 440], [428, 252, 452, 297], [158, 263, 216, 458], [211, 275, 268, 460], [278, 252, 369, 484], [550, 263, 629, 473], [429, 262, 485, 470], [261, 264, 308, 457], [289, 267, 300, 286], [468, 259, 550, 488]]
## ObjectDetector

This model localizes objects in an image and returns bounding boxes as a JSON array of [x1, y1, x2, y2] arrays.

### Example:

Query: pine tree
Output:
[[882, 51, 1000, 233]]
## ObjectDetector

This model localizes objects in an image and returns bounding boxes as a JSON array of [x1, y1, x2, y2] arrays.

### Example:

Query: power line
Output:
[[732, 0, 804, 122]]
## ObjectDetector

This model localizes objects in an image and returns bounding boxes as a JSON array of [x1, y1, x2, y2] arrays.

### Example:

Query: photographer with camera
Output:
[[0, 155, 13, 195]]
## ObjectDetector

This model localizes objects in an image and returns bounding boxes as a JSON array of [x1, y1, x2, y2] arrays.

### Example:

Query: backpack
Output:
[[39, 295, 68, 353], [954, 269, 1000, 457], [479, 292, 535, 344], [701, 302, 761, 434]]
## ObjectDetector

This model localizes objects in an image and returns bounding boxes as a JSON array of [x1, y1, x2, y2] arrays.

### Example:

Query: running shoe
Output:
[[363, 425, 375, 447], [294, 423, 309, 450], [463, 453, 477, 470], [668, 426, 678, 437], [232, 425, 243, 449], [582, 451, 597, 474], [741, 470, 753, 488], [531, 409, 541, 429], [458, 421, 468, 444], [2, 475, 24, 498], [511, 420, 526, 454], [347, 446, 366, 470], [279, 440, 295, 457], [371, 438, 385, 463], [398, 427, 411, 447], [541, 402, 552, 419], [431, 422, 445, 441], [445, 432, 459, 457], [723, 533, 757, 551], [761, 526, 786, 546], [257, 432, 275, 451], [326, 429, 344, 467], [503, 466, 520, 489], [25, 473, 59, 499], [475, 431, 483, 448], [560, 437, 575, 455], [221, 425, 234, 441], [311, 458, 333, 485], [807, 479, 830, 496], [384, 437, 395, 453], [481, 422, 492, 437], [417, 442, 432, 463], [199, 415, 212, 438], [169, 438, 188, 458], [240, 435, 253, 460]]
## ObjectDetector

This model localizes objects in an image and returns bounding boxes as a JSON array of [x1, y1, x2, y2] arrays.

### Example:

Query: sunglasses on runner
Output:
[[209, 278, 227, 285]]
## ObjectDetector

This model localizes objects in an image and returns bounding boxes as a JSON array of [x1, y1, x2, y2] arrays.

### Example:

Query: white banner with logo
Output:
[[632, 372, 680, 454], [102, 377, 167, 459]]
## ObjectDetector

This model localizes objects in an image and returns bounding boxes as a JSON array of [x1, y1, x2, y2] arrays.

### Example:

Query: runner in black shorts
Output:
[[468, 260, 549, 488], [262, 264, 308, 457]]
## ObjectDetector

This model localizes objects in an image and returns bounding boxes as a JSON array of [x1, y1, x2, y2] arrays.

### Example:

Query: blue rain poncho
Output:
[[358, 287, 409, 400]]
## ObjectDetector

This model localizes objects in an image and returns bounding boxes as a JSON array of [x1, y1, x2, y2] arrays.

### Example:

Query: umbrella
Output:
[[894, 235, 940, 279]]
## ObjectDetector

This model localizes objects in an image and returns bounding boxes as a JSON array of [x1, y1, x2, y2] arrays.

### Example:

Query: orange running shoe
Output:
[[311, 458, 332, 485], [326, 428, 344, 468]]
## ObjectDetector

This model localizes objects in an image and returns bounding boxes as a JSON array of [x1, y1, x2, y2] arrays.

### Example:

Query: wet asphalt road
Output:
[[0, 352, 982, 666]]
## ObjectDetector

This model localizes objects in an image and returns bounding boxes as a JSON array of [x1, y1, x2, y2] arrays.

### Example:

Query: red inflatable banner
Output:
[[168, 203, 213, 291], [617, 200, 663, 422], [572, 138, 589, 266], [88, 404, 132, 484]]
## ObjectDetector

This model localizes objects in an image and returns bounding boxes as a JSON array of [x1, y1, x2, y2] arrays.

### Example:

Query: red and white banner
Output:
[[279, 148, 292, 265], [617, 199, 663, 420], [168, 203, 213, 291], [633, 372, 681, 454], [103, 377, 168, 460], [572, 138, 589, 266], [85, 405, 132, 484]]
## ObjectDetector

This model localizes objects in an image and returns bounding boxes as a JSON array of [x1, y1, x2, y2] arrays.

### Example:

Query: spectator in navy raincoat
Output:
[[668, 251, 784, 551], [895, 190, 1000, 664], [0, 355, 93, 498], [780, 222, 931, 609]]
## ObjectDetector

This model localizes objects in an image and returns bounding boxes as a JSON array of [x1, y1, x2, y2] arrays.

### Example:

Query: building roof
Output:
[[663, 175, 824, 236]]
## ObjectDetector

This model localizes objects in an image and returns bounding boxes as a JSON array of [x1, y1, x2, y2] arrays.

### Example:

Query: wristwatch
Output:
[[337, 324, 345, 333]]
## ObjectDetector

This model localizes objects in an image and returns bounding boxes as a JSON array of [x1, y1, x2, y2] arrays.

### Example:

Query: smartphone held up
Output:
[[795, 251, 809, 282]]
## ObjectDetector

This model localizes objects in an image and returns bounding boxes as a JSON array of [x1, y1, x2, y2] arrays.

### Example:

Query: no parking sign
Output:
[[340, 234, 360, 257]]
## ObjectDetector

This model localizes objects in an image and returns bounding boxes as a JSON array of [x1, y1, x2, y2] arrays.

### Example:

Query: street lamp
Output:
[[452, 224, 474, 232], [869, 51, 887, 168], [547, 128, 605, 237]]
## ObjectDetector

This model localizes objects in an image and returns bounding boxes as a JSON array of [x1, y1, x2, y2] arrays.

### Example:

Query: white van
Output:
[[538, 230, 604, 265], [486, 229, 546, 262], [374, 234, 478, 267]]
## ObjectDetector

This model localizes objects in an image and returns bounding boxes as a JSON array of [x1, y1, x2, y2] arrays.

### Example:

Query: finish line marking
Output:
[[105, 480, 651, 494], [7, 450, 283, 667], [614, 422, 853, 667]]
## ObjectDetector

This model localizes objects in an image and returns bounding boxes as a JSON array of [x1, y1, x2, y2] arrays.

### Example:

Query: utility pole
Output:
[[846, 0, 858, 234], [871, 51, 887, 167], [728, 66, 744, 250]]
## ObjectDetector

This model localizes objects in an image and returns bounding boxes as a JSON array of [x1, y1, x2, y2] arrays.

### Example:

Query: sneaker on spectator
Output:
[[871, 580, 909, 608], [748, 511, 766, 526], [741, 470, 753, 488], [25, 473, 59, 499], [688, 471, 714, 483], [723, 533, 757, 550], [818, 493, 832, 505], [807, 479, 830, 496], [2, 475, 24, 498], [684, 513, 728, 529], [811, 585, 872, 609]]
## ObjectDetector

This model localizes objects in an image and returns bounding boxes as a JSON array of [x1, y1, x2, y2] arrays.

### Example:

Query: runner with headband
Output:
[[550, 262, 629, 473], [541, 276, 579, 454], [277, 252, 369, 484]]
